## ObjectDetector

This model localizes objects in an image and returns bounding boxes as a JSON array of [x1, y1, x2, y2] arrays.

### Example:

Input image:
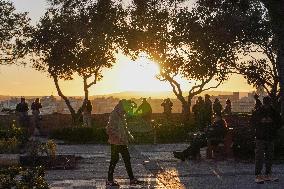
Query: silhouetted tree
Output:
[[194, 0, 284, 119], [0, 0, 32, 65], [122, 0, 232, 117], [256, 0, 284, 120], [30, 0, 125, 122]]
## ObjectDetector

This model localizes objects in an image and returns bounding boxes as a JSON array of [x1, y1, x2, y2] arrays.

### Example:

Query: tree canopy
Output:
[[30, 0, 126, 121], [0, 0, 32, 65], [191, 0, 281, 106], [121, 0, 235, 115]]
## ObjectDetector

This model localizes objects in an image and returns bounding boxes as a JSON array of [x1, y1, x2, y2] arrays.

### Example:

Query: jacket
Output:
[[251, 105, 281, 141], [106, 102, 131, 145]]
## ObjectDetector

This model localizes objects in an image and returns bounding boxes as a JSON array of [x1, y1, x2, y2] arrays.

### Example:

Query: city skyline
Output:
[[0, 91, 261, 114]]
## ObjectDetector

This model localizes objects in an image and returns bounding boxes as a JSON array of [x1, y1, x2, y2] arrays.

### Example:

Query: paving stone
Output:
[[46, 144, 284, 189]]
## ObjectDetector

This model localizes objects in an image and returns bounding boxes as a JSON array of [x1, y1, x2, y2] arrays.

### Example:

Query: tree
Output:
[[0, 0, 31, 65], [30, 0, 125, 122], [194, 0, 280, 105], [122, 0, 233, 117], [258, 0, 284, 120], [195, 0, 284, 119]]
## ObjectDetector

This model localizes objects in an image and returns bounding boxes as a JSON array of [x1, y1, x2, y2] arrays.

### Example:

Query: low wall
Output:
[[0, 113, 186, 134]]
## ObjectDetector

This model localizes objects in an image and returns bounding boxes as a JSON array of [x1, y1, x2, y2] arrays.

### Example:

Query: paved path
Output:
[[46, 144, 284, 189]]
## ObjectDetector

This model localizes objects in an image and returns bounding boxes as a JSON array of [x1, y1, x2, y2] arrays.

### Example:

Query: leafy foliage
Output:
[[0, 122, 28, 153], [0, 166, 48, 189], [50, 127, 108, 144], [0, 0, 32, 65], [195, 0, 279, 101], [122, 0, 235, 115], [30, 0, 126, 120]]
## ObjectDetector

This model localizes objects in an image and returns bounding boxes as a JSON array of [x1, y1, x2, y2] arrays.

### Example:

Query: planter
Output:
[[19, 155, 77, 170]]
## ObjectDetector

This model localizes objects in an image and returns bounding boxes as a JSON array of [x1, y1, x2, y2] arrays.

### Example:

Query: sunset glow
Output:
[[0, 0, 255, 97]]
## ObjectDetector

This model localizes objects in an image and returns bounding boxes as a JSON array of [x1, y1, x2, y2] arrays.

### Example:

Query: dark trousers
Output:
[[255, 140, 274, 175], [183, 135, 207, 158], [108, 144, 134, 181]]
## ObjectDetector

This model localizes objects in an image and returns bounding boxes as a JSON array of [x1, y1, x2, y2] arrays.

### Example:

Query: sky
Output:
[[1, 0, 254, 97]]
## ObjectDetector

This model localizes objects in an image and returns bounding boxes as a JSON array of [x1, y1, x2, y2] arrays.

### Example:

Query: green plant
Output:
[[0, 166, 48, 189], [0, 137, 20, 154], [50, 127, 108, 144], [46, 140, 57, 159]]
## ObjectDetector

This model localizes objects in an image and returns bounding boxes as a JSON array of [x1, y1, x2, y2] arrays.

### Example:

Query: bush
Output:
[[0, 166, 48, 189], [155, 123, 188, 143], [0, 137, 20, 154], [50, 127, 108, 144], [0, 122, 28, 154]]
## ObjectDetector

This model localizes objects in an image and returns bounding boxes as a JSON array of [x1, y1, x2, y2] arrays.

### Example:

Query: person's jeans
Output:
[[108, 144, 134, 181], [255, 140, 274, 175]]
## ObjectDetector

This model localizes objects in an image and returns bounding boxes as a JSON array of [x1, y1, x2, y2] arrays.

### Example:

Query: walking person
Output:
[[251, 96, 281, 184], [106, 100, 143, 188], [31, 98, 42, 135]]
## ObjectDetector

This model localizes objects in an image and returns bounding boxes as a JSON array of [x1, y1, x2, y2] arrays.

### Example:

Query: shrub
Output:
[[50, 127, 108, 144], [0, 166, 48, 189], [0, 137, 20, 154], [0, 122, 29, 154], [155, 121, 188, 143]]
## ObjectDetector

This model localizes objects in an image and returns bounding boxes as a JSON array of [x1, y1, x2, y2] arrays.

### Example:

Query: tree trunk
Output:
[[262, 0, 284, 123], [278, 34, 284, 122], [52, 75, 77, 122], [181, 102, 190, 116], [275, 1, 284, 123], [83, 77, 89, 100], [188, 94, 194, 115]]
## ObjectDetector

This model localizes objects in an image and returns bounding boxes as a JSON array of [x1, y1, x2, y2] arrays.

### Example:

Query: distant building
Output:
[[0, 91, 266, 114]]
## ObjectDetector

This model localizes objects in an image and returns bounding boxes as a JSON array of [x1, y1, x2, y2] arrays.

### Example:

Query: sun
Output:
[[89, 53, 191, 95], [113, 53, 167, 92]]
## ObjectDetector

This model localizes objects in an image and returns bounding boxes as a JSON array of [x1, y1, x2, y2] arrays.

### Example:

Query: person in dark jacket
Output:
[[254, 94, 262, 111], [204, 94, 213, 128], [206, 114, 227, 159], [192, 96, 206, 130], [82, 99, 92, 127], [251, 96, 281, 184], [161, 98, 173, 117], [16, 97, 29, 128], [135, 98, 152, 123], [213, 98, 222, 116], [173, 115, 227, 161], [222, 99, 232, 115], [31, 98, 42, 135]]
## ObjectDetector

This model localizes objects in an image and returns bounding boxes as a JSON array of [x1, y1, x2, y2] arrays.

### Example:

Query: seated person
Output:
[[206, 114, 228, 159], [173, 132, 207, 161], [173, 114, 227, 161]]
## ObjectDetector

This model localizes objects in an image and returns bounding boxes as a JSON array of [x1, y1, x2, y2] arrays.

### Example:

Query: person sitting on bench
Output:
[[206, 114, 228, 159], [173, 114, 227, 161]]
